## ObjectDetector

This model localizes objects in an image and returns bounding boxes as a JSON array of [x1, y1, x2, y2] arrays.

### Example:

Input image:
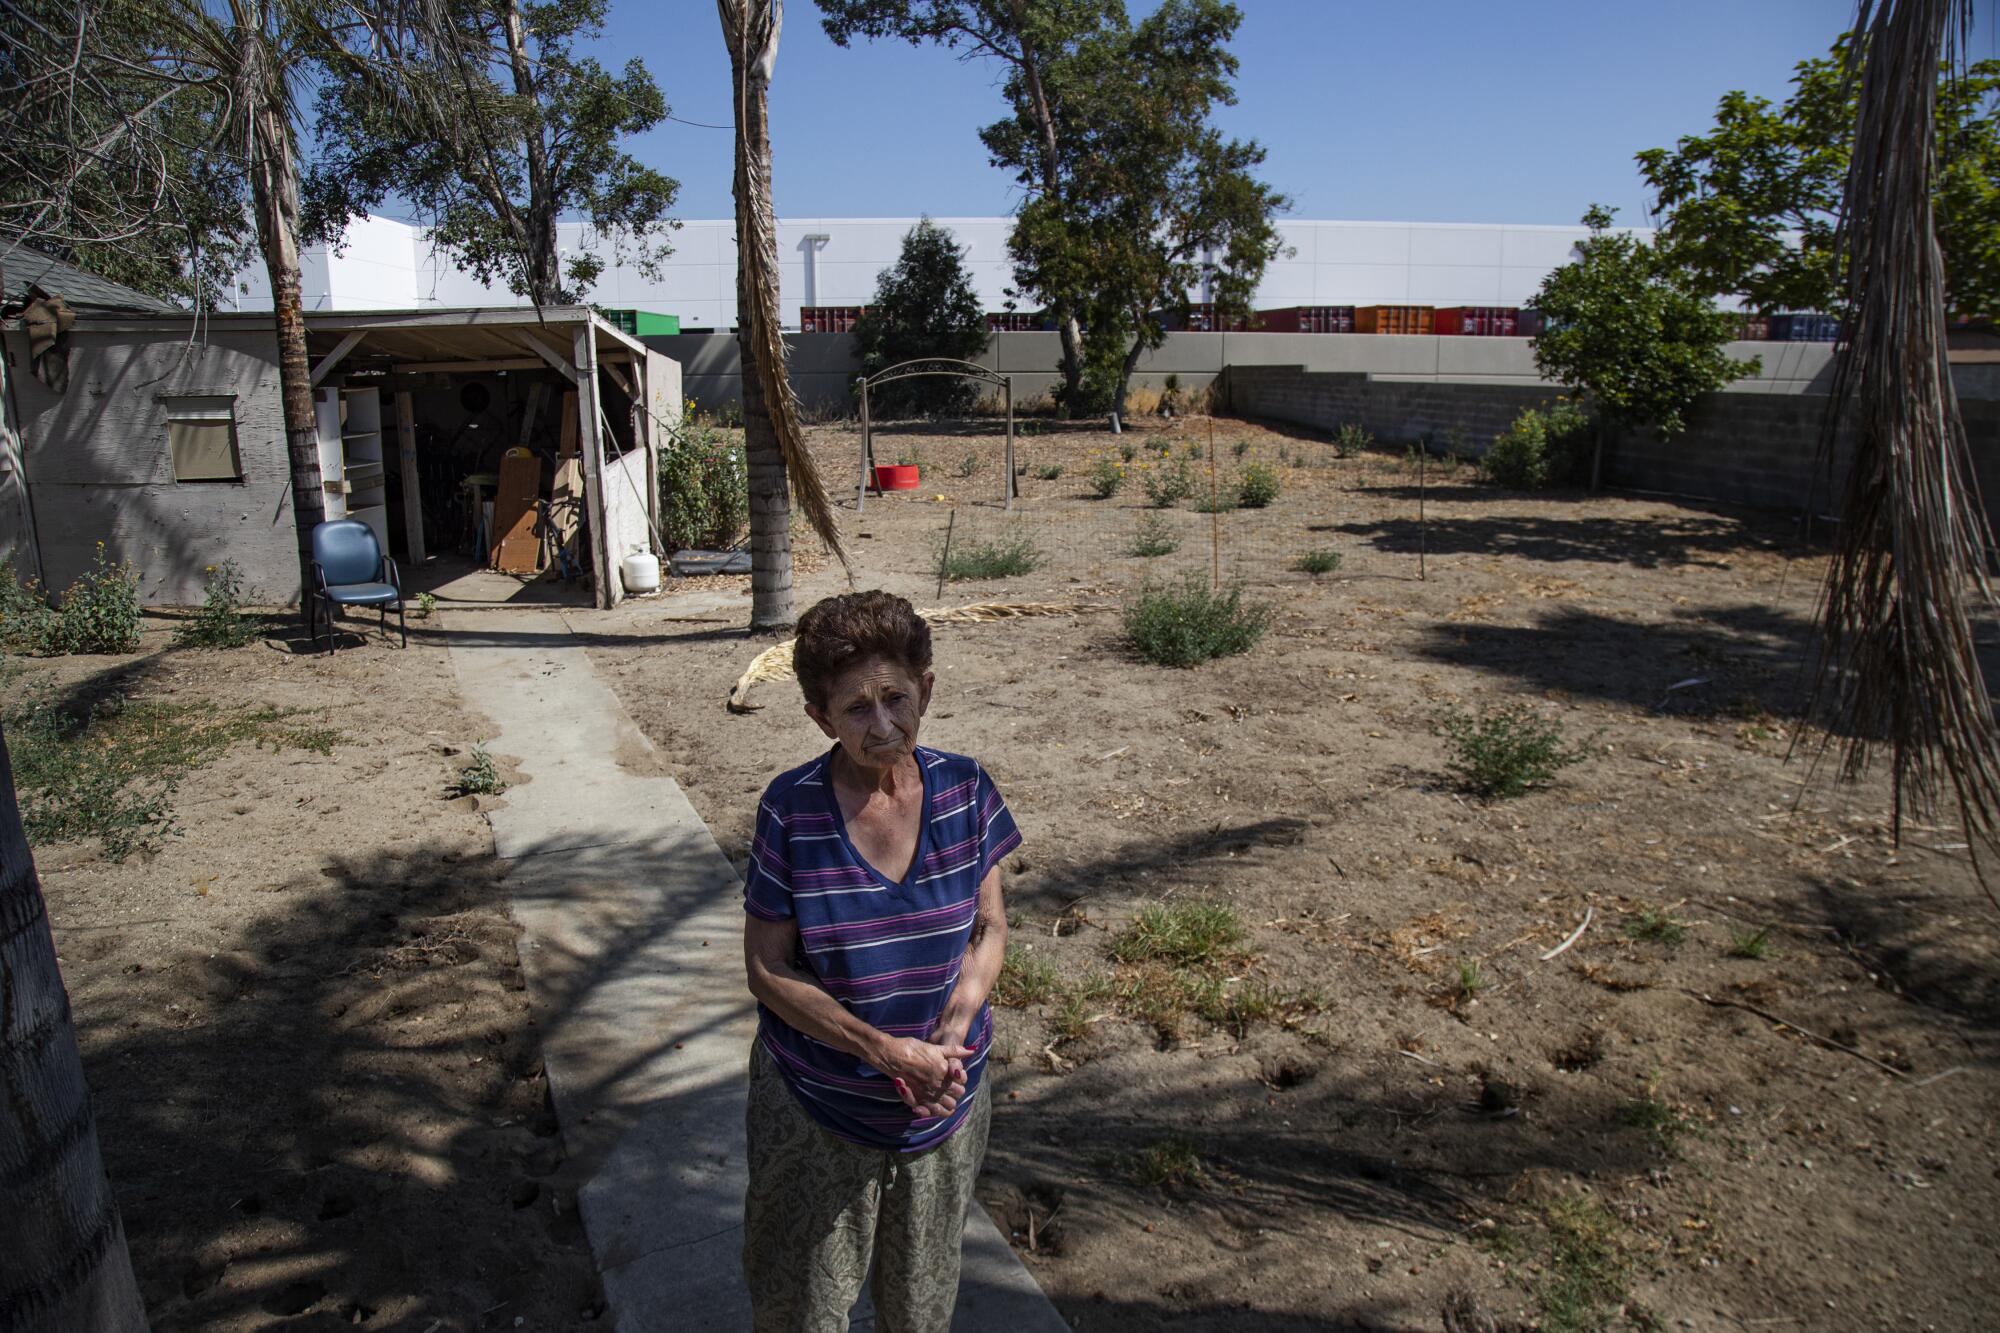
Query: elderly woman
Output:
[[741, 590, 1021, 1332]]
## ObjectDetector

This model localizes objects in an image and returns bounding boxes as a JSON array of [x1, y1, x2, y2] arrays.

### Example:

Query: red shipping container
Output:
[[1354, 305, 1435, 335], [1434, 306, 1520, 336], [800, 306, 866, 333]]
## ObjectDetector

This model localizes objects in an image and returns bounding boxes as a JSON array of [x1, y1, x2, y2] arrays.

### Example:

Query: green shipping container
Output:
[[597, 308, 681, 337]]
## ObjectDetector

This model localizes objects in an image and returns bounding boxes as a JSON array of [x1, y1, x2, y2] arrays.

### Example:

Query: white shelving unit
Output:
[[313, 384, 390, 556]]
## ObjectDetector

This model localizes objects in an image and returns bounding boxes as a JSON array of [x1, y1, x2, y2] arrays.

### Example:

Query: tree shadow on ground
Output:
[[1328, 511, 1799, 570], [58, 837, 618, 1331], [1801, 872, 2000, 1030], [1414, 602, 1818, 718], [1009, 817, 1312, 919]]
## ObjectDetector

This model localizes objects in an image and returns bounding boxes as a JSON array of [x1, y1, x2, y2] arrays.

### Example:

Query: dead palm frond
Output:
[[1804, 0, 2000, 904], [718, 0, 845, 571], [725, 601, 1109, 712]]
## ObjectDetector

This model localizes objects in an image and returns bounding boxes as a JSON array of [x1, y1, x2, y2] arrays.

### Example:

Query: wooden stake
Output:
[[1208, 416, 1220, 590], [936, 510, 956, 601], [1418, 437, 1428, 582]]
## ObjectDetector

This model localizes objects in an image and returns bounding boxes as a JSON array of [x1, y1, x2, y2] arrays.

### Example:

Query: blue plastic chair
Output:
[[310, 519, 405, 652]]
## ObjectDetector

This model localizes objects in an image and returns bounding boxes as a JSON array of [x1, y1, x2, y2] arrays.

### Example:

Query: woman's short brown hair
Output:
[[793, 590, 933, 710]]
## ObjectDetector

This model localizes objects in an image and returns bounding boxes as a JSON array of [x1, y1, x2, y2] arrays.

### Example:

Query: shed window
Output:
[[165, 396, 241, 482]]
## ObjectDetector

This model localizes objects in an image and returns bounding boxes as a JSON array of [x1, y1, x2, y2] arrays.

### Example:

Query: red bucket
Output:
[[871, 465, 920, 490]]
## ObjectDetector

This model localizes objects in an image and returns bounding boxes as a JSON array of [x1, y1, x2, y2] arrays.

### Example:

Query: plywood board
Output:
[[490, 447, 543, 574]]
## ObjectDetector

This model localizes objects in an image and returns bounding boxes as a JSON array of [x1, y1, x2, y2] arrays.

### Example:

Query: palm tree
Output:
[[1808, 0, 2000, 901], [0, 726, 148, 1331], [718, 0, 845, 630]]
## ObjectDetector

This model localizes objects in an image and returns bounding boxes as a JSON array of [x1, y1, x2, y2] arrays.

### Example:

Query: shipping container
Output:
[[800, 306, 867, 333], [1732, 314, 1770, 342], [1158, 303, 1249, 332], [1516, 309, 1554, 337], [1353, 305, 1436, 335], [1433, 306, 1519, 337], [1768, 312, 1840, 343], [1256, 305, 1356, 334], [985, 311, 1048, 332]]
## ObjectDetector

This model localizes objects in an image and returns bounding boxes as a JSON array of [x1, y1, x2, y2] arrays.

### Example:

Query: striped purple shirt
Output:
[[745, 746, 1022, 1150]]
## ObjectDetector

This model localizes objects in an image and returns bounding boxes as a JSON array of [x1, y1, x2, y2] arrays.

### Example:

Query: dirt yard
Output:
[[9, 617, 601, 1330], [584, 414, 2000, 1333]]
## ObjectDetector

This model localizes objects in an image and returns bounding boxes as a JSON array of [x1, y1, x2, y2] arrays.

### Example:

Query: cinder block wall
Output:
[[1227, 362, 2000, 527]]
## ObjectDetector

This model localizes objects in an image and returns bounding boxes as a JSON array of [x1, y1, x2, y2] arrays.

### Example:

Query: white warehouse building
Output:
[[226, 214, 1624, 328]]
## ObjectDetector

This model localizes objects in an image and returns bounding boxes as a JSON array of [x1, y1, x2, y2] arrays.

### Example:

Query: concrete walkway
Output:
[[443, 607, 1066, 1333]]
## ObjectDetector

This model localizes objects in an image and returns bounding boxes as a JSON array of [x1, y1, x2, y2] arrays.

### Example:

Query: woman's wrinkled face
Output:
[[807, 654, 934, 772]]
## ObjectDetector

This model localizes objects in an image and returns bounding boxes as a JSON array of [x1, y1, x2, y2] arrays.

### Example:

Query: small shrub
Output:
[[1625, 909, 1688, 948], [451, 741, 507, 797], [1124, 574, 1271, 668], [1191, 488, 1237, 514], [1034, 463, 1063, 481], [1726, 925, 1774, 960], [1129, 511, 1180, 558], [1333, 423, 1372, 458], [1294, 547, 1342, 576], [659, 415, 748, 550], [0, 558, 55, 651], [1111, 900, 1245, 966], [1125, 1135, 1204, 1190], [43, 544, 143, 655], [1119, 440, 1138, 463], [1484, 407, 1552, 489], [953, 452, 982, 479], [1142, 456, 1197, 508], [173, 561, 258, 649], [1185, 441, 1203, 460], [1442, 704, 1590, 798], [936, 531, 1043, 582], [1088, 457, 1124, 499], [1235, 462, 1280, 508], [1230, 440, 1249, 459], [416, 591, 438, 619]]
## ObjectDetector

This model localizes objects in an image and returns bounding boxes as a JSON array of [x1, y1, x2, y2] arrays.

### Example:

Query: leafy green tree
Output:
[[819, 0, 1118, 412], [1639, 33, 2000, 318], [307, 0, 680, 305], [852, 218, 990, 416], [1529, 206, 1759, 444], [1011, 0, 1283, 416]]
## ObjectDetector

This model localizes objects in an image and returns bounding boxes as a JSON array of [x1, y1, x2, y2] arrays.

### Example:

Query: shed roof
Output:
[[0, 243, 180, 313]]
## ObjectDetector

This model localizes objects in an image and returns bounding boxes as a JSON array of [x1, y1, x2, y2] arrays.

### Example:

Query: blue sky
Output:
[[587, 0, 1888, 226]]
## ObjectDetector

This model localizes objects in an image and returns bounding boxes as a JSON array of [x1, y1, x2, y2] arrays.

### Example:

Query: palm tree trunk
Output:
[[1808, 0, 2000, 898], [0, 726, 148, 1332], [241, 28, 324, 619], [721, 0, 845, 631]]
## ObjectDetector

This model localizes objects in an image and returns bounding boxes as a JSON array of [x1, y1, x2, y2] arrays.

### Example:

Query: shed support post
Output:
[[857, 378, 870, 513], [573, 326, 614, 609], [1004, 377, 1015, 510], [394, 388, 426, 564]]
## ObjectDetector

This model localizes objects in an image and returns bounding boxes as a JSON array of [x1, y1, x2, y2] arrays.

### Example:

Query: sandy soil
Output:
[[583, 415, 2000, 1333], [15, 615, 602, 1331]]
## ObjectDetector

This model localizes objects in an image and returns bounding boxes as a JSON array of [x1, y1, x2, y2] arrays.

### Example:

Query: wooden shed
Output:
[[2, 301, 677, 611]]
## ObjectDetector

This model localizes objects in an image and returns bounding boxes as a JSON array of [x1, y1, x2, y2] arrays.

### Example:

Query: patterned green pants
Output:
[[742, 1041, 992, 1333]]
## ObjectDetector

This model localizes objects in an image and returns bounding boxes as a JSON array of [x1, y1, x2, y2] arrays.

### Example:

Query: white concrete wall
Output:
[[231, 216, 1638, 331]]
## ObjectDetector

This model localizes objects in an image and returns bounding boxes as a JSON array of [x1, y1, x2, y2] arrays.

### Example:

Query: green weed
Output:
[[1536, 1197, 1632, 1333], [1616, 1089, 1695, 1155], [953, 452, 982, 479], [416, 591, 439, 619], [1190, 488, 1238, 514], [1111, 900, 1244, 966], [1442, 704, 1590, 799], [173, 561, 258, 649], [996, 950, 1061, 1006], [1230, 440, 1249, 459], [1293, 547, 1342, 577], [1129, 511, 1180, 558], [1125, 1135, 1204, 1190], [1088, 457, 1124, 499], [1142, 455, 1197, 508], [1455, 958, 1487, 1003], [1034, 463, 1063, 480], [1123, 574, 1272, 668], [935, 531, 1044, 582], [1235, 462, 1280, 508], [1333, 423, 1372, 458], [1625, 909, 1688, 948], [451, 741, 507, 797], [1119, 441, 1138, 463], [1726, 925, 1773, 959]]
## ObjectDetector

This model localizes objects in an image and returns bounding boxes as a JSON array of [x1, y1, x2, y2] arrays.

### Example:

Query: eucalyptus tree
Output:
[[306, 0, 680, 305]]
